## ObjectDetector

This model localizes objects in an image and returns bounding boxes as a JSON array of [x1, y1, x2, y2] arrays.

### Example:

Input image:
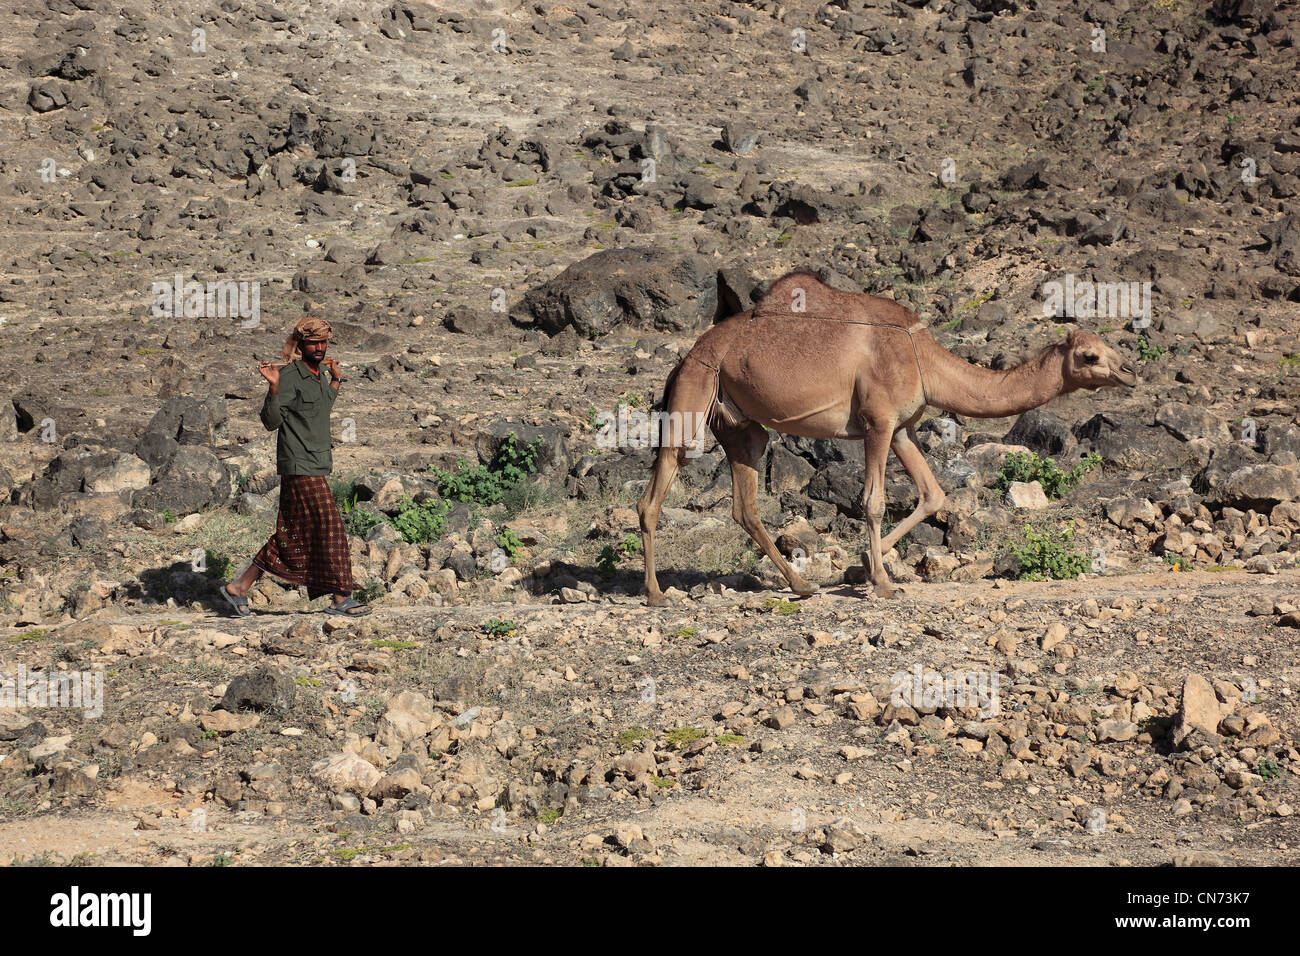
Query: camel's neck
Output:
[[919, 337, 1070, 419]]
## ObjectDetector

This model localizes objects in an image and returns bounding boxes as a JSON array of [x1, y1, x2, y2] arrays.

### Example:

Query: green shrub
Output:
[[596, 533, 641, 579], [998, 451, 1100, 499], [429, 433, 545, 506], [329, 476, 357, 506], [1010, 524, 1089, 580], [331, 478, 386, 537], [339, 495, 384, 538], [391, 496, 452, 544], [664, 726, 705, 748], [1137, 336, 1165, 362], [345, 508, 384, 538], [761, 597, 801, 615], [497, 477, 555, 517], [616, 726, 650, 751], [495, 528, 523, 558], [596, 545, 619, 579], [201, 550, 232, 580]]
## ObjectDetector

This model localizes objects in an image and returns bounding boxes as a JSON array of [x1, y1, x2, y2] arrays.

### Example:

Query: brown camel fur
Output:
[[637, 271, 1137, 607]]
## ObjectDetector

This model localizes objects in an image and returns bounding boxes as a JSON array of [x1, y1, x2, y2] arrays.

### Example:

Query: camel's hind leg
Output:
[[717, 422, 817, 598], [638, 359, 715, 607], [638, 446, 682, 608], [880, 424, 946, 554], [860, 423, 897, 599]]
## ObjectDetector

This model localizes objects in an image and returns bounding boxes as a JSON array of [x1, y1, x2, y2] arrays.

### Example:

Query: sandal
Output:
[[325, 597, 372, 617], [219, 584, 251, 618]]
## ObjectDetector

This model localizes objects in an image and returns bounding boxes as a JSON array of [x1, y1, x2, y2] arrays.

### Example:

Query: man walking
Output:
[[220, 316, 371, 617]]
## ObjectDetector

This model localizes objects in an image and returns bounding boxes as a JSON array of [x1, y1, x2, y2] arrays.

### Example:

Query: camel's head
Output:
[[1062, 330, 1137, 390]]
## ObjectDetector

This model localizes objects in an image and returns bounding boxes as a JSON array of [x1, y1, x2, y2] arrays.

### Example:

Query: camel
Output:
[[636, 270, 1137, 607]]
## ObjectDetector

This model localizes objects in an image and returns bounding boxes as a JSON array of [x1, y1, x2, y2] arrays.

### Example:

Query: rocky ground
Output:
[[0, 0, 1298, 866]]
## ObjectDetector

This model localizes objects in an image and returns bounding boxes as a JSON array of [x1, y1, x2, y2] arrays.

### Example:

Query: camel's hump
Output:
[[752, 271, 922, 330]]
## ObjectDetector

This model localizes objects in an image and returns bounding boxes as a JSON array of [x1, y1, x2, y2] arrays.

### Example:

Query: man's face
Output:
[[302, 338, 328, 364]]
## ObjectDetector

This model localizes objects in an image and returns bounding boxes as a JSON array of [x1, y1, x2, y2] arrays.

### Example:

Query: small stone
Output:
[[1097, 719, 1138, 743], [1174, 674, 1223, 747], [722, 123, 760, 156], [613, 825, 643, 848], [765, 707, 796, 730], [1113, 670, 1141, 694], [999, 759, 1027, 779], [822, 820, 865, 854], [198, 710, 260, 734], [1006, 481, 1050, 509], [329, 793, 360, 812], [29, 735, 73, 761], [395, 809, 424, 834], [310, 753, 381, 795], [370, 768, 422, 800], [1040, 622, 1067, 652]]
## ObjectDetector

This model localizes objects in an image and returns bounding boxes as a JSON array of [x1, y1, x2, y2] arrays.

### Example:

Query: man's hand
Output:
[[257, 362, 280, 393], [322, 357, 342, 381]]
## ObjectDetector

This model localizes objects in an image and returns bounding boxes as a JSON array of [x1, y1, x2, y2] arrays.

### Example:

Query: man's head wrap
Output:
[[278, 317, 334, 364]]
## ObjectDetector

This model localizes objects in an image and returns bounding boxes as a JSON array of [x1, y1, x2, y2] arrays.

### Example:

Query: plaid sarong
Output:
[[253, 475, 353, 599]]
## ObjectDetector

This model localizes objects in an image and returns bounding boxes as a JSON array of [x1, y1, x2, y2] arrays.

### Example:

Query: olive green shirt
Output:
[[260, 360, 338, 475]]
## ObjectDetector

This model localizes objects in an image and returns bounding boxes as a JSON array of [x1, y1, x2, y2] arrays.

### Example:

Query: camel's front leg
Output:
[[861, 426, 896, 599], [881, 425, 947, 554]]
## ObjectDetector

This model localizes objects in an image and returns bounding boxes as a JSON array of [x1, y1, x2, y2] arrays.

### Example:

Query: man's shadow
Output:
[[129, 561, 316, 618]]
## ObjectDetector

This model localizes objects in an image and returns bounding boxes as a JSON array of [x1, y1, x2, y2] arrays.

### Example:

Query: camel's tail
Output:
[[651, 357, 685, 414]]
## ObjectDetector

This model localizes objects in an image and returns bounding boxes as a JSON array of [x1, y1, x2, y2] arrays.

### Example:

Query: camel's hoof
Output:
[[874, 583, 898, 599], [646, 593, 667, 608], [791, 582, 819, 598]]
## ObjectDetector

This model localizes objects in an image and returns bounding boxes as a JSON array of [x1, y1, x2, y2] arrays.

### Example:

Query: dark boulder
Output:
[[474, 420, 570, 479], [1004, 408, 1076, 457], [141, 395, 229, 447], [221, 667, 297, 715], [512, 248, 719, 337], [1075, 413, 1201, 473]]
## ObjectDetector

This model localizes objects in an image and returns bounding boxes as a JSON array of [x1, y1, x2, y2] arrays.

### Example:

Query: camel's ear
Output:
[[1065, 329, 1084, 348]]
